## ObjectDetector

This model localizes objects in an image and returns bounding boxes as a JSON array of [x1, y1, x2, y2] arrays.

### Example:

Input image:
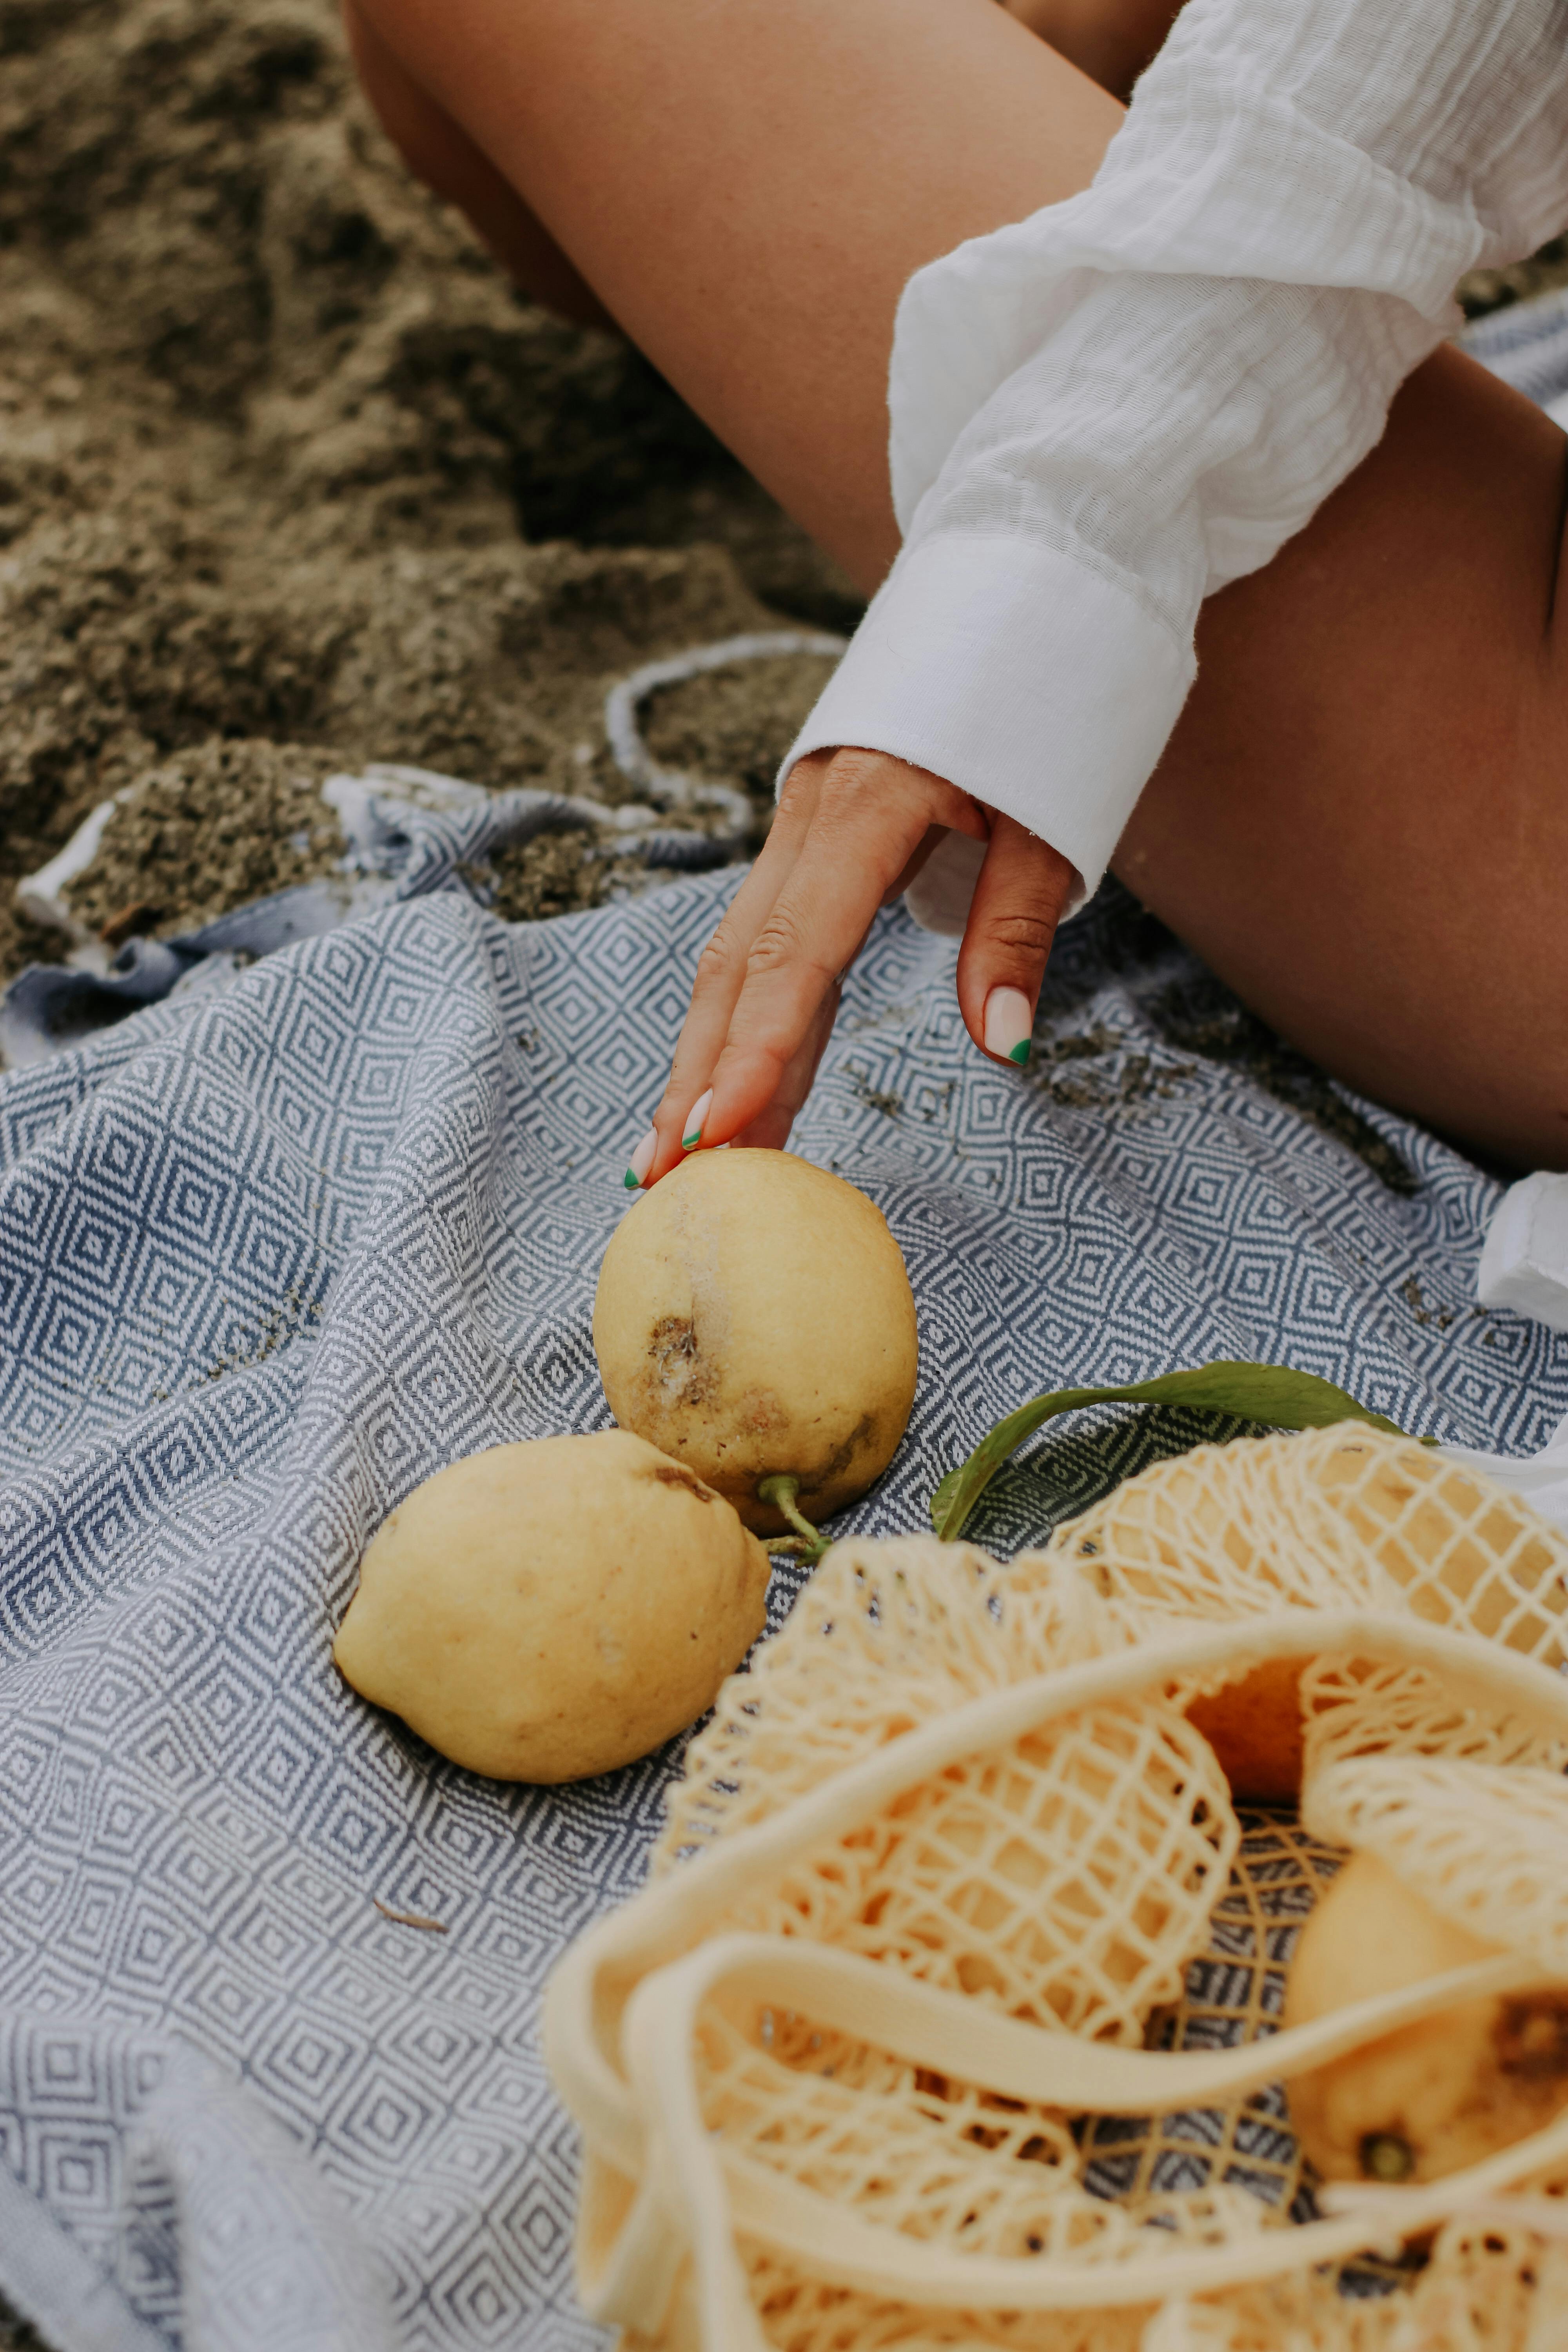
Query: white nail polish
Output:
[[623, 1128, 657, 1189], [983, 987, 1034, 1065], [681, 1089, 713, 1150]]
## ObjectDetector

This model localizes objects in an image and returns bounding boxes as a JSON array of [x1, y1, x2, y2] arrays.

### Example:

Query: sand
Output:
[[0, 0, 860, 985]]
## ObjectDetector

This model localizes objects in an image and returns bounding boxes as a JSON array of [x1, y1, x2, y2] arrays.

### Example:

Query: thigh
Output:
[[341, 0, 1122, 589], [1118, 345, 1568, 1172]]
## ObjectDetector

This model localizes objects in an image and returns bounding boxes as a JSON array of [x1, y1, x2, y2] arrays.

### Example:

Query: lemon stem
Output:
[[1360, 2134, 1415, 2183], [758, 1474, 828, 1564]]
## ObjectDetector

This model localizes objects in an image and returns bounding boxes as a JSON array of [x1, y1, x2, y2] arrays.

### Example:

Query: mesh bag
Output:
[[1033, 1425, 1568, 1785], [1300, 1650, 1568, 1782], [659, 1536, 1122, 1857], [1136, 2214, 1568, 2352], [1303, 1755, 1568, 1973], [1076, 1818, 1343, 2221], [1029, 1426, 1568, 1667], [657, 1536, 1232, 2045], [544, 1430, 1568, 2352]]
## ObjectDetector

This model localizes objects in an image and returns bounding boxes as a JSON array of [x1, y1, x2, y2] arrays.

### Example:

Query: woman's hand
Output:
[[623, 746, 1078, 1187]]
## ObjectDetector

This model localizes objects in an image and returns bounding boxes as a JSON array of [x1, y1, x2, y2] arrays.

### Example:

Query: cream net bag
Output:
[[544, 1427, 1568, 2351]]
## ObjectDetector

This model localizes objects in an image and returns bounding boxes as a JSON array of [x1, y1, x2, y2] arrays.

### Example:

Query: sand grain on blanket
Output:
[[0, 0, 861, 991]]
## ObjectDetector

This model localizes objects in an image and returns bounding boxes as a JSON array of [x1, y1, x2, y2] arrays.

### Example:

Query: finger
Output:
[[729, 973, 846, 1151], [629, 756, 828, 1187], [701, 755, 968, 1143], [954, 813, 1078, 1066]]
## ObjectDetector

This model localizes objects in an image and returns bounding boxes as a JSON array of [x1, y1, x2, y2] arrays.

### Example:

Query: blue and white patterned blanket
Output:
[[6, 870, 1568, 2352], [5, 299, 1568, 2352]]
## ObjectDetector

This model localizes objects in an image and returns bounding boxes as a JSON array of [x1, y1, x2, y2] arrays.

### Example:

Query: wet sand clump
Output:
[[55, 740, 346, 944]]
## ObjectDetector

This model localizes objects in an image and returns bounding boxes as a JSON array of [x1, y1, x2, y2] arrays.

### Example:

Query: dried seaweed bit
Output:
[[1401, 1274, 1456, 1331], [203, 1284, 327, 1383], [372, 1898, 448, 1934], [1018, 1021, 1195, 1112], [1037, 1022, 1122, 1065], [99, 900, 162, 948], [842, 1059, 902, 1118]]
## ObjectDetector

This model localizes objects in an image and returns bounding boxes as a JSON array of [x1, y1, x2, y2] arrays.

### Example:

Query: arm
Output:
[[642, 0, 1568, 1181]]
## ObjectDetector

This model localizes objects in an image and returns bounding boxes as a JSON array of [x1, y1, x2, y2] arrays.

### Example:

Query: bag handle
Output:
[[615, 1929, 1568, 2332]]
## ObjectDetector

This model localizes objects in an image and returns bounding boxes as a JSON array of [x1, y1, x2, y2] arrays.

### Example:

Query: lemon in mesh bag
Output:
[[1283, 1759, 1568, 2185], [544, 1427, 1568, 2352]]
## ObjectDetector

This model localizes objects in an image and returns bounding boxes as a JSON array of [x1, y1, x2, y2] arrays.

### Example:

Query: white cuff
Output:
[[780, 533, 1195, 915], [1476, 1171, 1568, 1334]]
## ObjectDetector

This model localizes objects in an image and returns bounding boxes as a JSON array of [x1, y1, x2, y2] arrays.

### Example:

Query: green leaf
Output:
[[930, 1361, 1417, 1543]]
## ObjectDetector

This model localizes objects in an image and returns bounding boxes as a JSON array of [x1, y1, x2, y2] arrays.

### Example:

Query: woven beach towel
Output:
[[4, 862, 1568, 2352], [3, 290, 1568, 2352]]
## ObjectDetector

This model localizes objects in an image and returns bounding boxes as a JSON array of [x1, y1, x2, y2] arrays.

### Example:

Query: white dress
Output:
[[784, 0, 1568, 919]]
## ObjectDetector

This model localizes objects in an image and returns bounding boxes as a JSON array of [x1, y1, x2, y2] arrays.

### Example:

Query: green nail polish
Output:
[[681, 1088, 713, 1151], [623, 1165, 640, 1188], [1008, 1040, 1031, 1065]]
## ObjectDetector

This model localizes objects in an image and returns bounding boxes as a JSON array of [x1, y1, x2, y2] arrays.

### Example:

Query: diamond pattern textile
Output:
[[2, 864, 1566, 2352]]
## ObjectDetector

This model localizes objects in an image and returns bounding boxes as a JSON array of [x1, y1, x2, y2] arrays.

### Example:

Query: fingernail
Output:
[[622, 1127, 657, 1189], [681, 1089, 713, 1151], [984, 986, 1034, 1065]]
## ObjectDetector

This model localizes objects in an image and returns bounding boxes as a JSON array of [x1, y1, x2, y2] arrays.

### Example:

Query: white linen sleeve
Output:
[[785, 0, 1568, 913]]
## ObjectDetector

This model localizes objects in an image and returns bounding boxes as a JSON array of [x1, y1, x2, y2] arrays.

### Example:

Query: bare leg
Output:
[[347, 0, 1178, 322], [345, 0, 1121, 586], [347, 0, 1568, 1168], [1118, 351, 1568, 1170]]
